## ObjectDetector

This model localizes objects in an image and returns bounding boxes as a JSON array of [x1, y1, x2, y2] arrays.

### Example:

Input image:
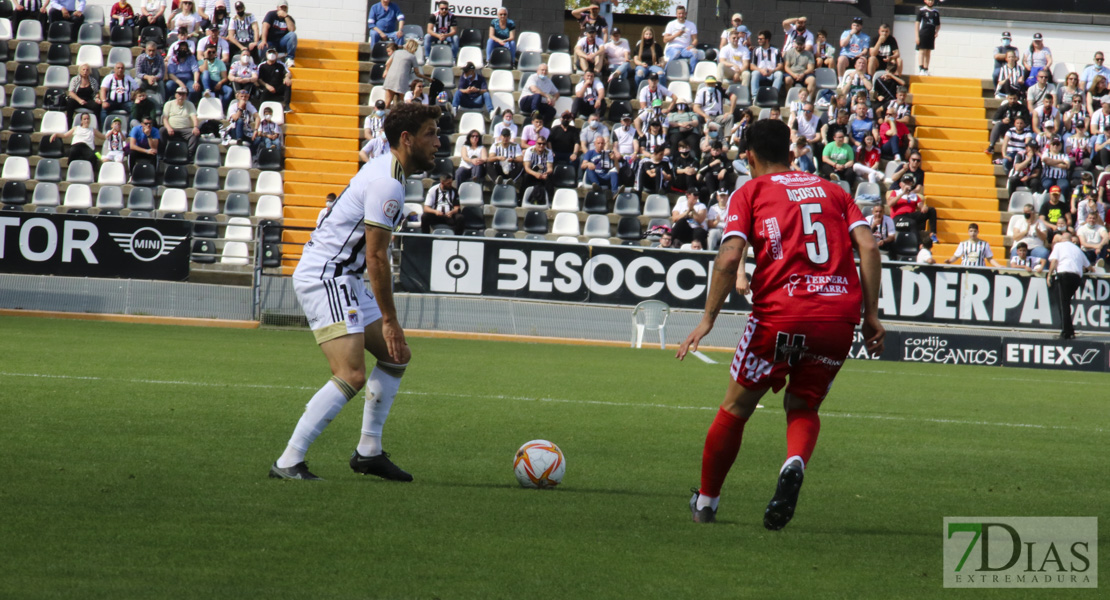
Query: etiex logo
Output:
[[430, 240, 484, 294], [943, 517, 1097, 588]]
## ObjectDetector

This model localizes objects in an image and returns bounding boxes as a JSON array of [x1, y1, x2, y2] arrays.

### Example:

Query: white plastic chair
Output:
[[456, 46, 482, 69], [159, 188, 188, 212], [488, 70, 515, 93], [551, 189, 579, 213], [631, 300, 670, 349], [551, 212, 580, 236], [587, 238, 611, 245], [39, 111, 68, 135], [220, 241, 250, 265], [107, 46, 133, 69], [0, 18, 13, 42], [458, 112, 485, 136], [255, 195, 283, 218], [491, 91, 515, 116], [76, 44, 104, 69], [197, 97, 224, 121], [548, 52, 573, 75], [368, 86, 386, 107], [668, 81, 692, 103], [97, 162, 126, 186], [556, 235, 580, 244], [255, 171, 283, 195], [517, 31, 542, 54], [63, 184, 93, 209], [689, 61, 718, 87], [583, 214, 610, 238], [224, 145, 253, 169], [259, 101, 285, 125], [224, 216, 254, 241], [554, 96, 574, 116], [2, 156, 30, 181]]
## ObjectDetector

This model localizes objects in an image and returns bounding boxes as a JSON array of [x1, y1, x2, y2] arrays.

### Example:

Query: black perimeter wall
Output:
[[438, 1, 897, 55]]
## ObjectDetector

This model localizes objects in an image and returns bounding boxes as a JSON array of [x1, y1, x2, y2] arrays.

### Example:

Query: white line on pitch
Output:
[[0, 371, 1102, 433]]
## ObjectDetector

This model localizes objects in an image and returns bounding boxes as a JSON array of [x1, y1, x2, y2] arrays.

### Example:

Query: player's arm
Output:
[[850, 225, 886, 354], [364, 224, 406, 362], [677, 236, 747, 360]]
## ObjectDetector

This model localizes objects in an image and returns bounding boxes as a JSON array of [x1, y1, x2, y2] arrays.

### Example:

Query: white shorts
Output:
[[293, 274, 381, 344]]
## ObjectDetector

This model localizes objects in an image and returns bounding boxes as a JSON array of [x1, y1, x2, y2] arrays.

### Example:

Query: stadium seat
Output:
[[140, 26, 164, 47], [458, 112, 485, 136], [193, 214, 218, 238], [523, 210, 548, 234], [1008, 191, 1033, 213], [10, 85, 35, 109], [367, 85, 386, 107], [517, 31, 541, 54], [614, 193, 642, 216], [255, 172, 283, 195], [76, 44, 103, 69], [158, 188, 188, 213], [44, 65, 69, 89], [551, 189, 579, 213], [891, 230, 919, 261], [521, 186, 548, 208], [2, 181, 27, 206], [584, 191, 608, 214], [491, 183, 517, 208], [855, 182, 881, 205], [224, 193, 251, 216], [220, 241, 250, 265], [432, 66, 455, 90], [107, 46, 133, 68], [437, 110, 456, 135], [587, 238, 610, 245], [77, 22, 102, 45], [755, 87, 780, 108], [64, 160, 94, 184], [401, 23, 422, 42], [584, 214, 610, 239], [815, 68, 837, 90], [110, 25, 133, 47], [607, 76, 632, 101], [15, 19, 40, 41], [431, 157, 454, 179], [0, 63, 6, 85], [459, 28, 483, 48], [225, 217, 253, 242], [257, 147, 283, 171], [668, 82, 692, 103], [489, 46, 513, 70], [218, 169, 247, 193], [258, 219, 282, 243], [193, 143, 221, 167], [368, 62, 386, 86], [96, 162, 126, 186], [34, 159, 62, 183], [39, 111, 68, 135], [197, 97, 224, 121], [551, 164, 577, 189], [641, 194, 669, 218], [548, 52, 573, 75], [547, 34, 569, 53], [491, 91, 515, 116], [224, 145, 253, 169], [607, 100, 633, 122], [188, 166, 218, 191], [690, 62, 718, 87], [190, 239, 217, 263], [728, 84, 751, 108], [126, 187, 155, 211], [13, 64, 37, 87], [83, 4, 105, 24], [428, 44, 453, 67], [517, 51, 542, 74], [260, 102, 285, 125], [255, 195, 283, 219], [404, 178, 424, 203], [63, 184, 93, 210], [551, 74, 573, 97], [162, 164, 189, 188], [492, 207, 518, 234], [95, 186, 124, 212], [369, 41, 389, 64], [785, 87, 802, 107], [0, 17, 11, 42], [458, 181, 483, 206], [191, 191, 219, 215], [461, 205, 485, 234], [699, 44, 718, 63], [32, 183, 60, 207], [261, 243, 282, 268], [130, 161, 157, 187], [665, 60, 690, 82], [617, 216, 642, 242], [551, 213, 580, 236], [47, 42, 72, 66], [556, 236, 579, 244], [456, 46, 482, 69]]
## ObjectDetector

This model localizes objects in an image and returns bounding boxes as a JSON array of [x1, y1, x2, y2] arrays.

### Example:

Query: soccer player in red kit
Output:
[[677, 118, 885, 529]]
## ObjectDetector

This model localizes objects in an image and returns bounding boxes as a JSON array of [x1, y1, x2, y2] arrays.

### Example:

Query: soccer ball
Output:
[[513, 440, 566, 489]]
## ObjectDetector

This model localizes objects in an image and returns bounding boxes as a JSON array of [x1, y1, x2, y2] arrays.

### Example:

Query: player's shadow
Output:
[[419, 479, 677, 499]]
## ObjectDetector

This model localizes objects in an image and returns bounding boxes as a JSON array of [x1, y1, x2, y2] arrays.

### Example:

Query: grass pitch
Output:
[[0, 315, 1105, 599]]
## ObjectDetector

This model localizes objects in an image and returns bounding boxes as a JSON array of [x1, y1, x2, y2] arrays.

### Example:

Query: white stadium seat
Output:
[[76, 44, 104, 69], [2, 156, 31, 181], [517, 31, 542, 54], [259, 101, 285, 125], [63, 184, 92, 209], [220, 241, 250, 265], [488, 70, 515, 93], [548, 52, 573, 75], [491, 92, 515, 116], [458, 112, 485, 136], [456, 46, 483, 69], [224, 145, 253, 169], [97, 162, 126, 186], [255, 195, 284, 218], [39, 111, 68, 135], [224, 217, 254, 242], [689, 62, 718, 86], [255, 171, 283, 195], [159, 188, 189, 212], [197, 97, 224, 121], [551, 189, 579, 213], [551, 212, 580, 236]]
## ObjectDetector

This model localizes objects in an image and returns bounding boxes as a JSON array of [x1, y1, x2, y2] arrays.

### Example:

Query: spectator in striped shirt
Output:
[[521, 137, 555, 204], [987, 92, 1029, 155], [1006, 141, 1042, 196], [252, 106, 282, 155], [1009, 242, 1045, 272], [1041, 140, 1071, 198], [1002, 117, 1033, 171], [749, 30, 783, 99], [994, 51, 1024, 99], [1032, 94, 1061, 134], [945, 224, 1002, 267], [424, 1, 458, 62], [488, 128, 523, 183], [100, 62, 140, 128]]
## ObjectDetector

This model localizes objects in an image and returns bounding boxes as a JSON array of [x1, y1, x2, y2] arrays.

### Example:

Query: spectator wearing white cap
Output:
[[261, 1, 298, 64], [718, 13, 750, 49]]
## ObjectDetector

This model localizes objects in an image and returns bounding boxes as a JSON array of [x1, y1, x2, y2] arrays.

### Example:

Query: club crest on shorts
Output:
[[347, 309, 360, 326]]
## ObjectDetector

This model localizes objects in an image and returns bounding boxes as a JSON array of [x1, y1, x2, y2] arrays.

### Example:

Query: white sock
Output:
[[696, 493, 720, 512], [781, 455, 806, 474], [356, 361, 406, 457], [276, 377, 358, 468]]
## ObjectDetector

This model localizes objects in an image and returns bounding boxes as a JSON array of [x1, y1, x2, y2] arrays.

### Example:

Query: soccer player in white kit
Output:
[[270, 103, 442, 480]]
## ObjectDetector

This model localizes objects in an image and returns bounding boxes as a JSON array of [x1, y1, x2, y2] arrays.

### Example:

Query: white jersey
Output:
[[295, 153, 407, 281]]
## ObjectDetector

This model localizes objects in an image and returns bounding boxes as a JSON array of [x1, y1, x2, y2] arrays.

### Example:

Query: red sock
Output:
[[785, 409, 821, 467], [699, 408, 748, 498]]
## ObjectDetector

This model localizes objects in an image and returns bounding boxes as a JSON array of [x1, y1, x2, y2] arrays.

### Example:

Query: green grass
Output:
[[0, 315, 1105, 599]]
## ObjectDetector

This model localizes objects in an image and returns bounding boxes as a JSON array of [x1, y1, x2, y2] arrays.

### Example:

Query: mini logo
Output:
[[108, 227, 186, 262], [770, 172, 823, 187], [347, 309, 359, 326], [783, 273, 802, 297], [944, 517, 1097, 588], [383, 198, 401, 222]]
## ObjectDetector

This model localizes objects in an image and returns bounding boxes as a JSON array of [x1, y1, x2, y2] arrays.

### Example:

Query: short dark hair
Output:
[[758, 29, 772, 40], [743, 119, 791, 166], [968, 223, 979, 231], [383, 102, 441, 147], [326, 193, 337, 201]]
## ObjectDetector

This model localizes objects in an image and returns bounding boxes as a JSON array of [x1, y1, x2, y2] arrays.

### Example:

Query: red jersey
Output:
[[723, 171, 868, 323], [888, 190, 922, 218]]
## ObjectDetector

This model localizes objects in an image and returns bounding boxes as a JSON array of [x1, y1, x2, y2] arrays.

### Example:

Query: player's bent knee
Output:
[[334, 367, 367, 391]]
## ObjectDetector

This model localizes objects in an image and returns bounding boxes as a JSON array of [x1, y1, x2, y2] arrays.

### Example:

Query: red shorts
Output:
[[729, 316, 855, 409]]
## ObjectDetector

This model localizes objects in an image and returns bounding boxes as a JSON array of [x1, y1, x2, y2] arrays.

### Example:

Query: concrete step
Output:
[[285, 112, 360, 127], [288, 101, 362, 116], [290, 57, 362, 72], [284, 169, 352, 185], [927, 183, 1002, 199], [285, 157, 359, 175], [285, 135, 360, 151], [286, 181, 345, 197], [282, 229, 312, 245], [909, 93, 992, 108], [922, 171, 997, 187], [907, 75, 987, 88], [284, 146, 360, 162], [935, 207, 1003, 223], [916, 126, 988, 142], [284, 194, 330, 209], [291, 79, 365, 94], [912, 115, 991, 130], [927, 195, 1001, 211], [918, 138, 992, 152], [290, 89, 360, 104], [925, 161, 997, 176], [912, 104, 986, 119], [285, 205, 322, 220], [919, 149, 993, 165], [935, 231, 1004, 246], [283, 217, 316, 230], [288, 67, 359, 83], [286, 123, 360, 138], [910, 82, 983, 97], [296, 46, 360, 61]]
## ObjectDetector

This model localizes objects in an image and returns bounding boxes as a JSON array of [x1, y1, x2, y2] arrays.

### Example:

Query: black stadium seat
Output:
[[2, 181, 28, 207], [127, 187, 156, 211], [523, 210, 549, 234], [547, 34, 569, 53], [8, 109, 35, 132], [224, 193, 251, 216], [6, 133, 32, 156], [489, 46, 513, 70], [551, 164, 577, 189], [47, 43, 72, 66], [461, 206, 485, 235], [140, 26, 165, 47], [130, 162, 157, 187], [370, 42, 390, 64], [368, 63, 386, 86], [584, 191, 609, 214], [261, 243, 282, 268], [110, 25, 133, 46], [162, 164, 189, 188], [164, 139, 190, 165], [193, 215, 218, 238], [617, 217, 642, 242], [607, 76, 632, 101], [257, 146, 284, 170], [459, 28, 483, 48], [551, 74, 573, 96], [46, 20, 72, 43], [14, 63, 38, 87], [191, 239, 217, 263]]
